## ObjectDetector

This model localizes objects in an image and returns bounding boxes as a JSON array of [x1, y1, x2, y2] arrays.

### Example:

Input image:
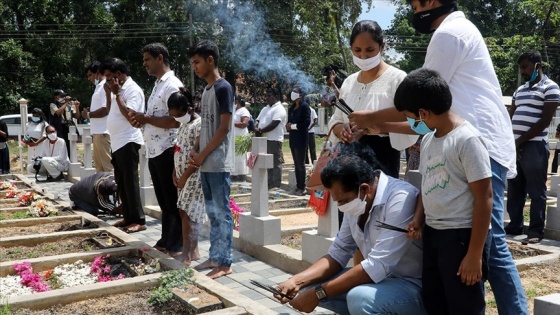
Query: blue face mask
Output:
[[407, 116, 432, 135], [528, 63, 539, 83], [31, 117, 40, 123]]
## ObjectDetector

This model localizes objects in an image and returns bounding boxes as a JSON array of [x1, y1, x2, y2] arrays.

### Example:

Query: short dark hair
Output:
[[350, 20, 384, 47], [85, 61, 101, 74], [188, 40, 220, 66], [141, 43, 170, 66], [406, 0, 456, 6], [394, 68, 452, 116], [46, 125, 56, 133], [167, 87, 193, 112], [99, 58, 129, 75], [518, 51, 542, 65], [265, 87, 279, 99], [321, 155, 375, 193], [235, 95, 245, 107]]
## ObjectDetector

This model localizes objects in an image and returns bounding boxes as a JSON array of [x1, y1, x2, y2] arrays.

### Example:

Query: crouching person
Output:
[[69, 172, 119, 216], [275, 146, 425, 315], [27, 125, 69, 181]]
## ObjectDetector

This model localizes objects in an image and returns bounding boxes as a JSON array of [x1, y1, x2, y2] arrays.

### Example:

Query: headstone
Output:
[[19, 99, 28, 174], [288, 170, 296, 190], [302, 194, 338, 263], [534, 293, 560, 315], [80, 127, 95, 178], [67, 126, 81, 178], [239, 137, 280, 246], [139, 145, 156, 207]]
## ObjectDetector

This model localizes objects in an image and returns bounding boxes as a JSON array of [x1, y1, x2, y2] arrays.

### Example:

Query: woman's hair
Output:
[[349, 20, 384, 47], [31, 108, 46, 122], [235, 95, 245, 107], [167, 87, 193, 112]]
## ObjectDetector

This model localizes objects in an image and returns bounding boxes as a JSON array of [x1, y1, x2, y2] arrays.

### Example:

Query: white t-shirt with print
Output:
[[144, 71, 183, 158], [107, 77, 145, 152]]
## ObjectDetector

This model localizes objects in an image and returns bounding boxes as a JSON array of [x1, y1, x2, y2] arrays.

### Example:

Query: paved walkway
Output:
[[31, 176, 332, 315]]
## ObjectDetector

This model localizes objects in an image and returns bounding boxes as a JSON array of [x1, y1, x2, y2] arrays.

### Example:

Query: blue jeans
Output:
[[200, 172, 233, 267], [506, 141, 549, 239], [318, 269, 426, 315], [488, 159, 529, 315]]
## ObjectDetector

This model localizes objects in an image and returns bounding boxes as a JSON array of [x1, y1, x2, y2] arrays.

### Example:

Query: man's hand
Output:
[[128, 110, 147, 127], [286, 123, 292, 131], [348, 110, 376, 130], [457, 253, 482, 286], [109, 77, 121, 95], [406, 219, 423, 240], [288, 287, 319, 313], [103, 81, 111, 95], [81, 108, 89, 120], [274, 278, 300, 304]]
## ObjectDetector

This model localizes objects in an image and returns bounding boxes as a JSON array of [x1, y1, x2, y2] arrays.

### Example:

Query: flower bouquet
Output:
[[28, 199, 58, 217], [18, 191, 36, 207], [4, 190, 18, 199], [0, 181, 15, 190], [229, 197, 245, 231]]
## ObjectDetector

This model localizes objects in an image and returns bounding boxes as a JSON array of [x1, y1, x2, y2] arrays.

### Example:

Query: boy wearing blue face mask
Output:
[[394, 68, 493, 315]]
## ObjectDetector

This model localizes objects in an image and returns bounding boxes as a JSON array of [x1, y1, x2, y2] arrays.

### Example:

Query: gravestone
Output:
[[80, 127, 95, 178], [67, 126, 81, 179], [239, 137, 280, 246]]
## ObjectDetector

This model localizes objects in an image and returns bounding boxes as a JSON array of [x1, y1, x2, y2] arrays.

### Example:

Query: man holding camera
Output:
[[27, 125, 69, 181], [50, 89, 80, 154]]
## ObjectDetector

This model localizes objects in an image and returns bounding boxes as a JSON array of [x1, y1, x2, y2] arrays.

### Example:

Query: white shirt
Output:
[[106, 77, 145, 152], [89, 79, 109, 135], [233, 107, 251, 137], [257, 101, 287, 142], [328, 172, 423, 286], [26, 121, 48, 140], [308, 107, 317, 133], [144, 70, 183, 158], [423, 11, 516, 178], [328, 66, 418, 150], [38, 138, 69, 169]]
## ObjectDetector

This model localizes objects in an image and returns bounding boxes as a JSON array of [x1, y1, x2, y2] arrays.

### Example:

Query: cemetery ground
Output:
[[3, 137, 560, 314]]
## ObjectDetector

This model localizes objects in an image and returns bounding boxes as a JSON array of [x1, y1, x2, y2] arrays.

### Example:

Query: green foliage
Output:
[[234, 134, 253, 156], [0, 298, 13, 315], [148, 268, 194, 305]]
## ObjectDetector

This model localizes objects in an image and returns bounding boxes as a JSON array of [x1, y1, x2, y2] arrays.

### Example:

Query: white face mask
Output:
[[47, 133, 57, 141], [352, 52, 381, 71], [290, 92, 300, 101], [338, 187, 367, 216], [174, 113, 191, 124]]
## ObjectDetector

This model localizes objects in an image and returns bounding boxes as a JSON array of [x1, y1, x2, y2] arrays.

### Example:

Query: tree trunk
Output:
[[334, 14, 349, 71]]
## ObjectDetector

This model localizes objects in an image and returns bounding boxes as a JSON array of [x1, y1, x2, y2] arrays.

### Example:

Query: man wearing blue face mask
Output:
[[506, 51, 560, 245], [275, 144, 425, 315]]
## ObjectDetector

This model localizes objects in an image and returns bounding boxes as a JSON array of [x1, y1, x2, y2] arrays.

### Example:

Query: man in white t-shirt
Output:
[[129, 43, 184, 255], [256, 88, 287, 189], [100, 58, 146, 234], [82, 61, 113, 172], [306, 106, 318, 165]]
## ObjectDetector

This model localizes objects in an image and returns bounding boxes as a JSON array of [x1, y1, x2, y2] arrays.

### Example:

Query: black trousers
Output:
[[112, 142, 145, 225], [291, 145, 307, 190], [149, 147, 182, 252], [552, 148, 560, 173], [422, 225, 491, 315], [267, 140, 284, 189], [305, 133, 317, 164]]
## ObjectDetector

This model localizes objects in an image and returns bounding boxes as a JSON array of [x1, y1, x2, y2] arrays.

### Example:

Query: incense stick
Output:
[[249, 280, 293, 300], [374, 220, 409, 233]]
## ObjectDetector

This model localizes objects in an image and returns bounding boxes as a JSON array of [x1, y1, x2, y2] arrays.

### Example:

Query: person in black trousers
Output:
[[286, 86, 311, 196]]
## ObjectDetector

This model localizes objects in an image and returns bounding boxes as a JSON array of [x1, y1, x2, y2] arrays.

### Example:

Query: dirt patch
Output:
[[0, 220, 97, 237], [279, 212, 317, 228], [0, 201, 23, 209], [15, 289, 194, 315], [486, 259, 560, 314], [282, 233, 302, 250], [1, 236, 101, 261]]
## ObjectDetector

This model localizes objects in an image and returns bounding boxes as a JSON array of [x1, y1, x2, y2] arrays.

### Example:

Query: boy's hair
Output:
[[321, 142, 381, 192], [85, 61, 100, 74], [518, 51, 542, 65], [167, 87, 193, 112], [141, 43, 170, 66], [99, 58, 129, 75], [188, 40, 220, 66], [265, 87, 279, 100], [406, 0, 456, 6], [394, 68, 452, 116]]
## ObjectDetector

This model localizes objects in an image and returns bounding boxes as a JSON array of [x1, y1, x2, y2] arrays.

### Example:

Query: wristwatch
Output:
[[315, 285, 327, 301]]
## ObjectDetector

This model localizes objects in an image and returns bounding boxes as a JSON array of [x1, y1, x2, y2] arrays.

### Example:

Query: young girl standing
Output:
[[168, 88, 206, 266]]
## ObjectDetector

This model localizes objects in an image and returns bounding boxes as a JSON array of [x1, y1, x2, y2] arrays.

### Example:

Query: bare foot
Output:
[[167, 251, 183, 258], [175, 255, 191, 266], [190, 253, 201, 261], [206, 266, 232, 279], [194, 259, 218, 271]]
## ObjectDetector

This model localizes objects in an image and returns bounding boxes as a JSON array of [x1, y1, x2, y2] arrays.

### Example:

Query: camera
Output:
[[322, 64, 347, 88], [33, 157, 43, 172]]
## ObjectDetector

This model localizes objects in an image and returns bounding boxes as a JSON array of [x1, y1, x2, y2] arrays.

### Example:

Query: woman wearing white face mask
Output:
[[287, 86, 311, 196], [328, 20, 418, 179]]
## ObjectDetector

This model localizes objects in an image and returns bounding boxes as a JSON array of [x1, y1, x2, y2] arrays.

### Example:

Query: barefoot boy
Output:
[[188, 40, 235, 279], [395, 68, 493, 314]]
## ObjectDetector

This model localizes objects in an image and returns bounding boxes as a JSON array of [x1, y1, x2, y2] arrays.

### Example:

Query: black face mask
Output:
[[411, 3, 457, 34]]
